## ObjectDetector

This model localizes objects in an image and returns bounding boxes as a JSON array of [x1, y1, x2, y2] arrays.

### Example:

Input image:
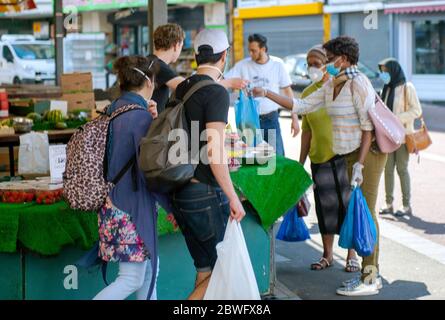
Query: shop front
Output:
[[387, 2, 445, 101], [233, 0, 329, 62]]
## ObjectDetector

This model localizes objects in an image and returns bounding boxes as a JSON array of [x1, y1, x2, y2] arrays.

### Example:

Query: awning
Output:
[[384, 1, 445, 14], [62, 0, 221, 13], [0, 0, 36, 13]]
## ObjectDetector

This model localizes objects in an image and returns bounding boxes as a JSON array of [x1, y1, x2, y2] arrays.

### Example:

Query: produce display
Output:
[[26, 109, 89, 131], [0, 178, 63, 205], [0, 187, 34, 203]]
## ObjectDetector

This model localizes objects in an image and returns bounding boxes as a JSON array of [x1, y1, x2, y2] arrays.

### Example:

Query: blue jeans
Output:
[[260, 110, 285, 156], [94, 259, 158, 300], [171, 182, 230, 272]]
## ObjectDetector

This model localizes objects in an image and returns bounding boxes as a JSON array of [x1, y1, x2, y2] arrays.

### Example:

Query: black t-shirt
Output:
[[149, 54, 178, 114], [175, 74, 230, 187]]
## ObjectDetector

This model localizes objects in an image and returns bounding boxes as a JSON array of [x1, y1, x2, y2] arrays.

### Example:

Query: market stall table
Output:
[[0, 129, 76, 177], [0, 156, 312, 299]]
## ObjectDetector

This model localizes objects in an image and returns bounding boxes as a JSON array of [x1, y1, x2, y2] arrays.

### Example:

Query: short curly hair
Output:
[[153, 23, 185, 51], [323, 36, 359, 65]]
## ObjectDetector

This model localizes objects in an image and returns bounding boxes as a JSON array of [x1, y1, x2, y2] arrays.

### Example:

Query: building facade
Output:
[[325, 0, 445, 102], [232, 0, 330, 62]]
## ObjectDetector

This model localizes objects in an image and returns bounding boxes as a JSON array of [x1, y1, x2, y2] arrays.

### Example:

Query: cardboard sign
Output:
[[49, 145, 66, 182]]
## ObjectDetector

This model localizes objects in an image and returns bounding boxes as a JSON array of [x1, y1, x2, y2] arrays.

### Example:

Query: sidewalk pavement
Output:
[[274, 200, 445, 300]]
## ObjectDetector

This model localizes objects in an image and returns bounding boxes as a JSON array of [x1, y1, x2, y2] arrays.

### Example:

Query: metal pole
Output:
[[148, 0, 168, 54], [54, 0, 64, 86]]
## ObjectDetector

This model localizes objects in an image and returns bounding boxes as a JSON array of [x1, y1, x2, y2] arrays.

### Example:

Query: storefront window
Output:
[[414, 20, 445, 75], [117, 26, 136, 56]]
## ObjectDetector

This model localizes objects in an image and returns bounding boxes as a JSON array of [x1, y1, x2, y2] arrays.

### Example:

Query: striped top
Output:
[[292, 73, 375, 155]]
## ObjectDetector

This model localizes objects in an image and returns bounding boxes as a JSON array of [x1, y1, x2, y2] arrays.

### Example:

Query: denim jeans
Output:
[[260, 110, 285, 156], [93, 258, 159, 300], [171, 182, 230, 272]]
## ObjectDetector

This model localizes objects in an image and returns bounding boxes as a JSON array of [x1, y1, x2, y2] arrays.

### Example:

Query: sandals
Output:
[[345, 259, 360, 273], [311, 257, 333, 271]]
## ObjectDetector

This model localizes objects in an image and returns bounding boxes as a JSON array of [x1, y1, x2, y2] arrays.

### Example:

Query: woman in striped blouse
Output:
[[253, 36, 387, 297]]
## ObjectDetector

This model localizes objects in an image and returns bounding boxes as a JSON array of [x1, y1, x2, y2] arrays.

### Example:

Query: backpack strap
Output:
[[111, 155, 136, 185], [104, 104, 145, 188], [182, 79, 222, 104], [109, 104, 144, 120]]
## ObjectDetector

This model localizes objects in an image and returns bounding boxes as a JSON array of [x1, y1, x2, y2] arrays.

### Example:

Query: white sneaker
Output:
[[336, 280, 380, 296], [342, 276, 383, 290]]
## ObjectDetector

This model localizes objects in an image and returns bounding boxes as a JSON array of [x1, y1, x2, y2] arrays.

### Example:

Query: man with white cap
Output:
[[170, 29, 246, 300], [226, 33, 298, 156]]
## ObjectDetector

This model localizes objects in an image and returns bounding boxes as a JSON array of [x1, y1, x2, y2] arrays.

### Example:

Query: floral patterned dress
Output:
[[98, 198, 149, 262]]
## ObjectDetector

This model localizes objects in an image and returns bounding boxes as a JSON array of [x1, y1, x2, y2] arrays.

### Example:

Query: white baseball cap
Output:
[[194, 29, 230, 55]]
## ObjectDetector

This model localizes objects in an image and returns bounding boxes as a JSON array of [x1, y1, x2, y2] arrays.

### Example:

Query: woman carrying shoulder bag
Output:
[[378, 58, 422, 217]]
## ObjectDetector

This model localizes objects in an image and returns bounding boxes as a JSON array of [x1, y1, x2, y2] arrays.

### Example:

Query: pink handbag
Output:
[[368, 94, 405, 153]]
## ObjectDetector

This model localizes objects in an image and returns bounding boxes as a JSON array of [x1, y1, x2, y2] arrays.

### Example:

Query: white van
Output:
[[0, 35, 55, 85]]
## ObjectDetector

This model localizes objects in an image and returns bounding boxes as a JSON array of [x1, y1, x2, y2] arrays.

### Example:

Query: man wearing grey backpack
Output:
[[169, 29, 246, 300]]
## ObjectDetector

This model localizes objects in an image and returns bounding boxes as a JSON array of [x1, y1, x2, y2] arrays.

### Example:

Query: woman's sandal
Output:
[[345, 258, 360, 273], [310, 257, 333, 271]]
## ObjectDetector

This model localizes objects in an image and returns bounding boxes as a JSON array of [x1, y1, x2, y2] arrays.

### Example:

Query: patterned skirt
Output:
[[98, 198, 149, 262]]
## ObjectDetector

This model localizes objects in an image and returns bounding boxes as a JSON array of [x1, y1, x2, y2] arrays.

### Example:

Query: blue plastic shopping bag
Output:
[[338, 187, 377, 257], [235, 90, 263, 147], [276, 207, 310, 242], [352, 187, 377, 257], [338, 190, 355, 249]]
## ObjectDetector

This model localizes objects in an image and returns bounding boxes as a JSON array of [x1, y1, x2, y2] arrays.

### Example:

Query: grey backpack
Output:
[[139, 80, 219, 193]]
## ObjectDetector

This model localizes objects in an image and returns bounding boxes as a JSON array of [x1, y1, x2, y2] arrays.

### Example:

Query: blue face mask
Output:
[[379, 71, 391, 84], [326, 58, 342, 77]]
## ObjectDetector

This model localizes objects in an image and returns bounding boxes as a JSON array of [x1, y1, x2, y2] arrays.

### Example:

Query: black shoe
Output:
[[379, 205, 394, 215]]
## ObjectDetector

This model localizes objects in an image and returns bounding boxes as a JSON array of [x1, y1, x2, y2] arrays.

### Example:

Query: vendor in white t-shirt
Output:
[[226, 33, 299, 156]]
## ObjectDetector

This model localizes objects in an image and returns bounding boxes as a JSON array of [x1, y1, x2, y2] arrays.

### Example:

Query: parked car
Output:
[[0, 34, 55, 85], [283, 53, 384, 94]]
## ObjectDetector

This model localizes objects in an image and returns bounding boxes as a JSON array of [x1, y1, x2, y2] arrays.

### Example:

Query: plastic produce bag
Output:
[[235, 90, 263, 147], [352, 187, 377, 257], [338, 187, 377, 257], [204, 219, 260, 300], [276, 207, 311, 242], [18, 131, 49, 175]]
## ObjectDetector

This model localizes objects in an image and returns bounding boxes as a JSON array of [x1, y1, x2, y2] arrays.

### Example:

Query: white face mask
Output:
[[308, 66, 325, 83]]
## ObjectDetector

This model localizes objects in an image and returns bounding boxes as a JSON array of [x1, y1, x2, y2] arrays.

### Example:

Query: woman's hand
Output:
[[291, 113, 301, 137], [351, 162, 364, 187], [148, 100, 158, 119]]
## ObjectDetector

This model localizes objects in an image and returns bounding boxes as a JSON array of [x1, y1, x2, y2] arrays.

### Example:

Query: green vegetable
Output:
[[26, 112, 43, 123], [55, 122, 68, 130]]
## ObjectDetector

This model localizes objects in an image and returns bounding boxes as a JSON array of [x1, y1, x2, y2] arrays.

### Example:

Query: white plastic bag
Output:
[[204, 219, 261, 300], [18, 131, 50, 175]]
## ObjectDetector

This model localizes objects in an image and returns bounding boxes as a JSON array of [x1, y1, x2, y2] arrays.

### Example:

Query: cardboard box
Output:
[[61, 92, 95, 112], [61, 73, 93, 93], [92, 100, 111, 119]]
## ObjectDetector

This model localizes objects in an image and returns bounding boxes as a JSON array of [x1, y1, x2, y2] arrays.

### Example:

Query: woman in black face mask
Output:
[[378, 58, 422, 217]]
